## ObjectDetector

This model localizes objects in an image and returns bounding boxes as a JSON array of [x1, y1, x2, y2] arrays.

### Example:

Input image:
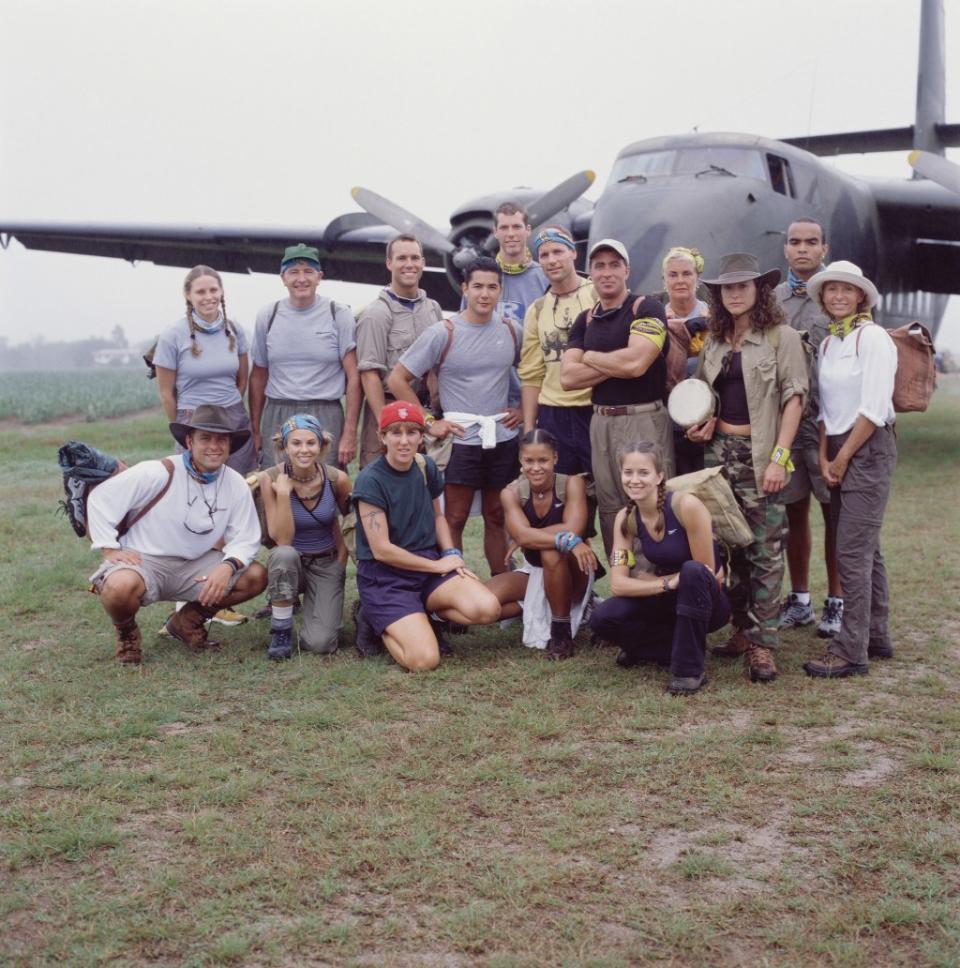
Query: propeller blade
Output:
[[526, 170, 596, 228], [908, 150, 960, 194], [351, 187, 455, 254]]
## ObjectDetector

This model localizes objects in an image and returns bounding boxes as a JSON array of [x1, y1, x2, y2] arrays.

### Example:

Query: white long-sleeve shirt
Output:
[[87, 456, 261, 565], [818, 324, 897, 436]]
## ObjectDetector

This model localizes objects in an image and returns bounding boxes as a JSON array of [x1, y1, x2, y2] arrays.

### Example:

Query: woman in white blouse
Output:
[[803, 262, 897, 678]]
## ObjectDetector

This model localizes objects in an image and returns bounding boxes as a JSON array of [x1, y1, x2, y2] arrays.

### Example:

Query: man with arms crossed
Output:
[[560, 239, 673, 556], [389, 257, 523, 577], [356, 234, 443, 467], [774, 218, 842, 638], [87, 406, 267, 664], [519, 226, 596, 475]]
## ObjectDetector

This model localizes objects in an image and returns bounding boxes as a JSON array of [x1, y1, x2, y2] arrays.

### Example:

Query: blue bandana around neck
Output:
[[788, 269, 809, 298], [182, 451, 220, 484], [191, 308, 225, 334]]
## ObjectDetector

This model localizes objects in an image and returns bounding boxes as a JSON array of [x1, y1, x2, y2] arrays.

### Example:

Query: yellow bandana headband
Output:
[[662, 246, 705, 275]]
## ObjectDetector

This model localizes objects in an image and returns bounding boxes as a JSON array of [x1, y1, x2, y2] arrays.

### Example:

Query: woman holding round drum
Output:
[[686, 253, 808, 684]]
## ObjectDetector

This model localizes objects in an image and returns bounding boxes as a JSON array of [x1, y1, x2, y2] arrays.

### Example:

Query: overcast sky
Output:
[[2, 0, 959, 354]]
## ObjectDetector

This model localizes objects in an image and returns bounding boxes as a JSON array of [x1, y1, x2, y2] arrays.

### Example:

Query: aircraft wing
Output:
[[868, 178, 960, 294], [0, 216, 460, 309], [782, 123, 960, 155]]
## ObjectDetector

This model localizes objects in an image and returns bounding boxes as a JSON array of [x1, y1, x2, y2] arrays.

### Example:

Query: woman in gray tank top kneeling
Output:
[[258, 415, 352, 661]]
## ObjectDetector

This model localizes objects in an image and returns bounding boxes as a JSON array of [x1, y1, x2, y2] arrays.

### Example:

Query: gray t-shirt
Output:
[[399, 313, 522, 446], [153, 318, 249, 408], [251, 297, 357, 401]]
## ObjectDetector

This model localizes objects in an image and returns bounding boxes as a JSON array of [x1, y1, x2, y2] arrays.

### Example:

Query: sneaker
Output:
[[545, 636, 575, 661], [779, 593, 816, 629], [710, 629, 751, 658], [817, 597, 843, 638], [430, 619, 454, 657], [267, 627, 293, 661], [746, 644, 777, 683], [354, 604, 384, 658], [669, 672, 707, 695], [209, 607, 248, 627], [868, 643, 894, 660], [803, 652, 869, 678]]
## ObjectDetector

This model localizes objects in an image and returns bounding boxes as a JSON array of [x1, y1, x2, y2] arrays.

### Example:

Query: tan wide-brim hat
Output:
[[806, 260, 880, 310], [701, 252, 780, 289], [169, 404, 251, 453]]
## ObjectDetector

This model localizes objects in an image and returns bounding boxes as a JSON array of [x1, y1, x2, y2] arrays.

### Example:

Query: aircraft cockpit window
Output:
[[766, 154, 796, 197], [612, 150, 677, 182], [676, 148, 766, 180]]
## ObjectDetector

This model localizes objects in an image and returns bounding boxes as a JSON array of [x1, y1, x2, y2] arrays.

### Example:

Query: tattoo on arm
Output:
[[363, 510, 384, 532]]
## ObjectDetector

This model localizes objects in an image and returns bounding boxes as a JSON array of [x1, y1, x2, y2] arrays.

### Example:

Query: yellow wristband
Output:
[[424, 414, 436, 426], [771, 446, 794, 471]]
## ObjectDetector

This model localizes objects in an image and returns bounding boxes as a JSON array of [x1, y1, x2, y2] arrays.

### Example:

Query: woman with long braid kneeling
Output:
[[589, 441, 729, 695]]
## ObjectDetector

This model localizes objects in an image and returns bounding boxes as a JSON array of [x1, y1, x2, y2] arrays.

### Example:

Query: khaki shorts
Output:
[[89, 549, 243, 606], [781, 444, 830, 505]]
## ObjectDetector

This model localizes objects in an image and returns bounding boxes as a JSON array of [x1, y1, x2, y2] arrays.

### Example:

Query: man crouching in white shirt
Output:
[[87, 405, 267, 664]]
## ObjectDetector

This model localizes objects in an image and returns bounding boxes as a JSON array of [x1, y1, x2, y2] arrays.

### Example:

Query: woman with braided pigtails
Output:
[[588, 441, 729, 695], [153, 265, 258, 475]]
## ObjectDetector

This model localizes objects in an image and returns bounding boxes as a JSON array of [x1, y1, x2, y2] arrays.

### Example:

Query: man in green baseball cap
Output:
[[249, 243, 360, 472]]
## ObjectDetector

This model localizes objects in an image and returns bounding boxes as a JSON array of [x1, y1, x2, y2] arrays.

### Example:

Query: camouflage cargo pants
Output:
[[706, 433, 785, 649]]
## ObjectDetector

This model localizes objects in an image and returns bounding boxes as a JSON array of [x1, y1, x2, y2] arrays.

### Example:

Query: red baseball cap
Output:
[[379, 400, 425, 431]]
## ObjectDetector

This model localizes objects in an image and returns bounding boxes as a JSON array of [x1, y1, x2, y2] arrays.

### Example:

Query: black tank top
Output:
[[633, 493, 719, 575], [523, 485, 566, 567], [714, 350, 751, 424]]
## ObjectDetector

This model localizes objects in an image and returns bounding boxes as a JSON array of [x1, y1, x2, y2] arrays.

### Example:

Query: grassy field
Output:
[[2, 386, 959, 966], [0, 369, 157, 424]]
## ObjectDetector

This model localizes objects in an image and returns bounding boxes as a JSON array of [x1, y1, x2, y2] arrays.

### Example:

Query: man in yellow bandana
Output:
[[489, 203, 549, 326]]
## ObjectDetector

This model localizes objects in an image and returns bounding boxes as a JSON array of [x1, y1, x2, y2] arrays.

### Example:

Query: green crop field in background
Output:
[[0, 369, 156, 424], [1, 384, 959, 966]]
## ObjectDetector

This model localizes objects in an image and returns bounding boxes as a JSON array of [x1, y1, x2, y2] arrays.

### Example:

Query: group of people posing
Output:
[[86, 207, 899, 694]]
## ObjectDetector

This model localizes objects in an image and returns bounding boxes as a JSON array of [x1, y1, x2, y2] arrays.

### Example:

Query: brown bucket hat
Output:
[[169, 404, 251, 453], [702, 252, 780, 289]]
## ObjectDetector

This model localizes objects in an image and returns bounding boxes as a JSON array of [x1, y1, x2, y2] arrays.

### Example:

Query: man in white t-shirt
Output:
[[87, 406, 267, 664]]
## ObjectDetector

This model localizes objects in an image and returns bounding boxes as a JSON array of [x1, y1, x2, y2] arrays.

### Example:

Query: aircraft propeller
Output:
[[908, 150, 960, 194], [351, 170, 596, 273]]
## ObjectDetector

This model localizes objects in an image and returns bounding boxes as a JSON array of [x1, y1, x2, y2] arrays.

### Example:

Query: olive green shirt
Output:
[[695, 324, 808, 492]]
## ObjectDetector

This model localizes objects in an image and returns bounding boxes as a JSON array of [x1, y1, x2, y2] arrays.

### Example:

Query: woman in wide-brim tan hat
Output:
[[687, 253, 809, 684], [802, 261, 898, 680]]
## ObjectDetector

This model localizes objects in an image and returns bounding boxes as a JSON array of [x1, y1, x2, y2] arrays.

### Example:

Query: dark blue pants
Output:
[[537, 404, 593, 476], [590, 561, 730, 677]]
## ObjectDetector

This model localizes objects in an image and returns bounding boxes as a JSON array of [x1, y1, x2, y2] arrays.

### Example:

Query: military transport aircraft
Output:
[[1, 0, 958, 333]]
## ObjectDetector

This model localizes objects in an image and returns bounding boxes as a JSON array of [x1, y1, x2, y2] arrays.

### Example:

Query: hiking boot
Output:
[[114, 619, 142, 664], [430, 619, 454, 657], [779, 593, 816, 629], [804, 652, 869, 678], [209, 607, 248, 627], [710, 629, 751, 658], [545, 636, 575, 661], [354, 604, 384, 658], [267, 627, 293, 662], [746, 645, 777, 683], [669, 672, 707, 696], [868, 642, 894, 660], [817, 597, 844, 638], [164, 602, 221, 652]]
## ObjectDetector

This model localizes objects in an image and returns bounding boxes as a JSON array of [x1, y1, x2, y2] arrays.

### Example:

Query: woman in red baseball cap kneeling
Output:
[[351, 401, 501, 671]]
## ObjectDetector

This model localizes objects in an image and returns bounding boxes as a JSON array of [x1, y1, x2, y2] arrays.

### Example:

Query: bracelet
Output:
[[662, 576, 671, 593], [770, 446, 794, 470], [424, 413, 436, 427], [440, 547, 462, 559], [222, 557, 242, 574], [554, 531, 583, 553]]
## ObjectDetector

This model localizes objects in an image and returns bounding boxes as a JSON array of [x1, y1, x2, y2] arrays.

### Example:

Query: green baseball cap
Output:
[[281, 243, 322, 269]]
